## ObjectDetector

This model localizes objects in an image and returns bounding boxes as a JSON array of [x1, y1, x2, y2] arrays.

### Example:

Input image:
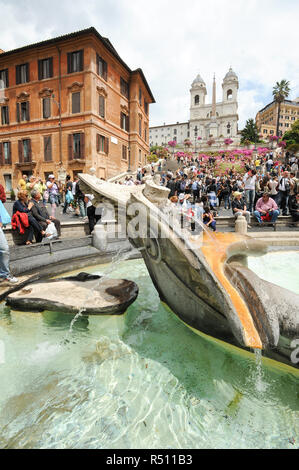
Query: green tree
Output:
[[240, 119, 259, 144], [272, 79, 290, 137], [282, 119, 299, 152]]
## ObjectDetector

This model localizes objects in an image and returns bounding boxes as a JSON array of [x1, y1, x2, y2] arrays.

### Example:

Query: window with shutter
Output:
[[1, 106, 9, 125], [0, 69, 9, 88], [67, 50, 84, 73], [120, 78, 129, 99], [44, 136, 52, 161], [99, 95, 105, 118], [97, 134, 108, 154], [18, 140, 23, 163], [38, 58, 53, 80], [16, 102, 20, 123], [97, 54, 107, 81], [23, 139, 30, 162], [122, 145, 127, 160], [139, 118, 142, 136], [3, 142, 11, 164], [0, 143, 3, 166], [104, 137, 109, 155], [26, 102, 30, 121], [120, 112, 125, 130], [139, 88, 142, 105], [20, 102, 27, 121], [72, 92, 81, 114], [80, 133, 85, 158], [16, 63, 29, 84], [68, 134, 73, 160], [43, 98, 51, 119], [144, 100, 148, 115], [73, 133, 81, 159]]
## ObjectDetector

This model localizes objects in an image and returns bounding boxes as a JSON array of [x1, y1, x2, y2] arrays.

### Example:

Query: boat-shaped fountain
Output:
[[78, 173, 299, 370]]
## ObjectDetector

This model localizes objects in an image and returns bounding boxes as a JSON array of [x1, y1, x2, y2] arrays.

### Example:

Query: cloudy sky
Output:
[[1, 0, 298, 128]]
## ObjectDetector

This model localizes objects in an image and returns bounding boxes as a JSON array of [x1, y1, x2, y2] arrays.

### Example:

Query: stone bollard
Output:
[[93, 224, 108, 252], [235, 215, 247, 235]]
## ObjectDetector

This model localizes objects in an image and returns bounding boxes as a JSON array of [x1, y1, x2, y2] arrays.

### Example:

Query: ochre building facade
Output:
[[0, 27, 155, 192], [256, 98, 299, 138]]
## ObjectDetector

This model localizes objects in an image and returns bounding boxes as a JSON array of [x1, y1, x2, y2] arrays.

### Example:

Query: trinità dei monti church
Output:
[[149, 68, 240, 148]]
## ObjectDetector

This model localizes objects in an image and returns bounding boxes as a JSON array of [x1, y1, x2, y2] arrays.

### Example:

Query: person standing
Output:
[[0, 216, 18, 285], [63, 175, 73, 214], [84, 194, 102, 234], [75, 181, 87, 218], [46, 175, 60, 218], [243, 169, 256, 214], [267, 176, 279, 202], [17, 174, 28, 191], [277, 171, 290, 216]]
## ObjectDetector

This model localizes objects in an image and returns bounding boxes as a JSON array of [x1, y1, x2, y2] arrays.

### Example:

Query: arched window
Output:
[[227, 89, 233, 100], [194, 95, 199, 105], [227, 123, 231, 134]]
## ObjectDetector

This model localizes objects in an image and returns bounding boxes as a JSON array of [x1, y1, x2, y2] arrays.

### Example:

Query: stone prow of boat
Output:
[[78, 173, 299, 367]]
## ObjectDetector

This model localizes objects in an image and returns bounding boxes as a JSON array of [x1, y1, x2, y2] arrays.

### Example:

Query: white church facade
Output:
[[149, 68, 240, 148]]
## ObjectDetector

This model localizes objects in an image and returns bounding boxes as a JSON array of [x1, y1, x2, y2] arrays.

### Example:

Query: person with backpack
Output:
[[179, 178, 187, 194], [277, 171, 290, 216], [46, 174, 60, 218], [191, 178, 199, 204], [288, 172, 298, 215], [63, 175, 73, 214], [76, 180, 87, 219]]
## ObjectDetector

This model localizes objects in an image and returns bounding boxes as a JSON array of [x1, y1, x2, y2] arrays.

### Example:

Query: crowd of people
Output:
[[0, 149, 298, 286], [14, 173, 103, 242], [156, 150, 299, 231], [113, 149, 298, 231]]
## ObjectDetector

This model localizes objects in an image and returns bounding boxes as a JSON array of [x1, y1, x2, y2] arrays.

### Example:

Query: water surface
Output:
[[0, 254, 298, 449]]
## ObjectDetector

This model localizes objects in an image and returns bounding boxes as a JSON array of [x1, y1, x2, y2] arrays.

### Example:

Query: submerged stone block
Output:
[[7, 272, 139, 315]]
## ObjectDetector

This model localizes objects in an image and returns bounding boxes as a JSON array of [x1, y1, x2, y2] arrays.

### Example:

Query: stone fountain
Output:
[[78, 173, 299, 369]]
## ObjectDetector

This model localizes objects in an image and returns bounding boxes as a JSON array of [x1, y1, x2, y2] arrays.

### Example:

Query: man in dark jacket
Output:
[[166, 176, 176, 198], [30, 189, 61, 242]]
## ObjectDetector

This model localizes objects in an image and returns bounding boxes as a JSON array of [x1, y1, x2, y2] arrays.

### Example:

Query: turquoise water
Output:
[[0, 255, 298, 449]]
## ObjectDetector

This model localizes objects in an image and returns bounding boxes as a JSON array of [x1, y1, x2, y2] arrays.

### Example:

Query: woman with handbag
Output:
[[12, 191, 46, 245]]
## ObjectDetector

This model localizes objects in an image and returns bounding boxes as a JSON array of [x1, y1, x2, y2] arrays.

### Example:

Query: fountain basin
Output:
[[78, 174, 299, 369]]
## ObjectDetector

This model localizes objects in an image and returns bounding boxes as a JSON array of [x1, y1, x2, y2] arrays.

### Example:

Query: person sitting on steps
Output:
[[29, 190, 61, 243]]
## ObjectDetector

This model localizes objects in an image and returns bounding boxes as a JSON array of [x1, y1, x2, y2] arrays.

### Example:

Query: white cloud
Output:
[[0, 0, 298, 128]]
